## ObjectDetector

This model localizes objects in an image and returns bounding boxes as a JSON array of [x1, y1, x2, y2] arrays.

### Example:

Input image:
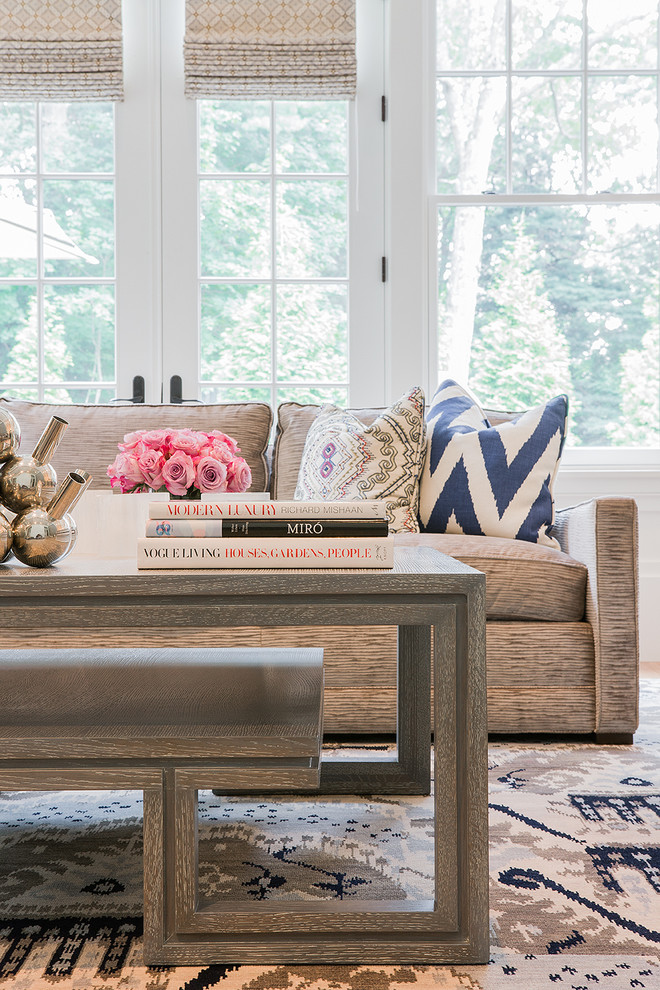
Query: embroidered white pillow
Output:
[[418, 380, 568, 548], [294, 386, 426, 533]]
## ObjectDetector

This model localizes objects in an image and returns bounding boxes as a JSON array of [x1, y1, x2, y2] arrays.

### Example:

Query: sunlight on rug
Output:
[[0, 681, 658, 990]]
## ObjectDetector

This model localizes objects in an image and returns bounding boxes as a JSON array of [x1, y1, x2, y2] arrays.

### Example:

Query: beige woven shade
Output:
[[0, 0, 123, 101], [184, 0, 356, 99]]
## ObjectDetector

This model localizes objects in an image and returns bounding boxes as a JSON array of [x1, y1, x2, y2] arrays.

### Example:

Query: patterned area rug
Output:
[[0, 682, 659, 990]]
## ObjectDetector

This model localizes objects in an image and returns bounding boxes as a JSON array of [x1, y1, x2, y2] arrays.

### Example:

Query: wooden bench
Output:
[[0, 645, 324, 961]]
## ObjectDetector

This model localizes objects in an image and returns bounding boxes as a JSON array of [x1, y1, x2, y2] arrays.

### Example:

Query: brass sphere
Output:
[[0, 456, 57, 514], [10, 508, 77, 568], [0, 407, 21, 463], [0, 510, 12, 563]]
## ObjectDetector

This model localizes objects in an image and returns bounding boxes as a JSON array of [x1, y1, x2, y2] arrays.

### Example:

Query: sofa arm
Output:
[[553, 497, 639, 738]]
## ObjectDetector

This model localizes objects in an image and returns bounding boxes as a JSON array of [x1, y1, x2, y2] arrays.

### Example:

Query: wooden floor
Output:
[[641, 662, 660, 678]]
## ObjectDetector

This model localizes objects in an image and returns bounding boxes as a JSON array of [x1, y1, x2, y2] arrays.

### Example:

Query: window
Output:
[[197, 99, 351, 409], [434, 0, 660, 449], [0, 102, 116, 402], [0, 0, 385, 409]]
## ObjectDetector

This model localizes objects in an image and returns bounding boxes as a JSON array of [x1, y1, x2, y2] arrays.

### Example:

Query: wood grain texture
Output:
[[2, 547, 490, 964], [433, 605, 458, 931], [142, 784, 166, 960]]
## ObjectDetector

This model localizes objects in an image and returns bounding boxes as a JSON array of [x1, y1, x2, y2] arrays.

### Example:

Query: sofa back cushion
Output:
[[272, 401, 384, 500], [293, 387, 427, 533], [0, 398, 273, 493]]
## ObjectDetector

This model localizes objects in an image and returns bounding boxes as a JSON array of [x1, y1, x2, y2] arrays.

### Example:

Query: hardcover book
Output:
[[137, 536, 394, 569], [145, 518, 389, 538], [148, 499, 388, 520]]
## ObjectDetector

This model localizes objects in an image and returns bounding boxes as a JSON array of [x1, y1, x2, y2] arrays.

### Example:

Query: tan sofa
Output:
[[0, 396, 639, 743]]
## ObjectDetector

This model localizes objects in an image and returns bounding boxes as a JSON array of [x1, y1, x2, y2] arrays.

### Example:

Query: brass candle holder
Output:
[[0, 508, 12, 563], [0, 414, 68, 513], [0, 406, 21, 463], [11, 469, 92, 568]]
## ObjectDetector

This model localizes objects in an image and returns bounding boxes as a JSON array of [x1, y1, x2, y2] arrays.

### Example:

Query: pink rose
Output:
[[226, 457, 252, 493], [162, 450, 196, 496], [195, 456, 228, 493], [169, 429, 204, 457], [107, 451, 145, 493], [140, 429, 174, 452], [136, 448, 165, 490], [201, 439, 234, 464], [205, 430, 240, 454], [117, 430, 146, 452]]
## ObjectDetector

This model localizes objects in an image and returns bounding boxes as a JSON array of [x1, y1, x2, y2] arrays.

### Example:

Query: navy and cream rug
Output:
[[0, 683, 659, 989]]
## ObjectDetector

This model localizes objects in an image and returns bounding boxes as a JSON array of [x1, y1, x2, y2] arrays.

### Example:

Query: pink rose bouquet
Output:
[[106, 428, 251, 498]]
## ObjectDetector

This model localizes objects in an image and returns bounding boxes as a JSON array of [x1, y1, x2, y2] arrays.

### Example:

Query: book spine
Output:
[[137, 537, 394, 569], [148, 500, 387, 520], [146, 519, 225, 538], [144, 518, 389, 538]]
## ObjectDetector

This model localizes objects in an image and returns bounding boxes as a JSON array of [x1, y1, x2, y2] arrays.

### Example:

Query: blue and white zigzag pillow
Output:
[[418, 380, 568, 548]]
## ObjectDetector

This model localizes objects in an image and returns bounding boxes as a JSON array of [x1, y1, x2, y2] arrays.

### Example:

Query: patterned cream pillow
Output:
[[294, 386, 426, 533]]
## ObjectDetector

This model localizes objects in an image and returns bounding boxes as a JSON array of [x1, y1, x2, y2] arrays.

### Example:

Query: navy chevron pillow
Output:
[[418, 380, 568, 548]]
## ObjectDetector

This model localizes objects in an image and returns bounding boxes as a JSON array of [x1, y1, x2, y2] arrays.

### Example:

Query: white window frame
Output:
[[386, 0, 660, 470], [116, 0, 387, 408]]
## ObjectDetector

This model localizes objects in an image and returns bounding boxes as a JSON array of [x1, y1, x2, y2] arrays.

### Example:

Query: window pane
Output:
[[198, 98, 351, 407], [0, 103, 36, 174], [436, 77, 506, 194], [200, 179, 271, 277], [276, 180, 347, 278], [43, 179, 113, 277], [41, 103, 114, 173], [201, 385, 272, 404], [438, 204, 660, 448], [512, 0, 582, 70], [43, 386, 116, 403], [588, 76, 658, 193], [43, 285, 115, 384], [275, 102, 348, 173], [277, 284, 348, 383], [436, 0, 505, 70], [511, 76, 581, 193], [276, 385, 348, 406], [0, 284, 37, 382], [199, 101, 270, 174], [200, 284, 271, 382], [0, 179, 37, 277], [588, 0, 658, 69]]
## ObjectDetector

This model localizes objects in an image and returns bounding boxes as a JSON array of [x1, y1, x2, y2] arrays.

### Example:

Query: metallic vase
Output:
[[0, 509, 12, 563], [11, 469, 92, 568], [0, 407, 21, 463], [0, 415, 68, 513]]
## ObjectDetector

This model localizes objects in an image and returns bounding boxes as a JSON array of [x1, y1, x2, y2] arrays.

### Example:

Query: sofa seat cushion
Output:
[[0, 397, 273, 493], [394, 532, 586, 621]]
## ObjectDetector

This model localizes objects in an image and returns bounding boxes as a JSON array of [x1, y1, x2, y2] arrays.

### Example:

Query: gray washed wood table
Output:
[[0, 546, 488, 964]]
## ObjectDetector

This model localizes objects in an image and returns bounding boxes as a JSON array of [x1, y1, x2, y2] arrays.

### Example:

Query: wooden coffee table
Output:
[[0, 546, 488, 964]]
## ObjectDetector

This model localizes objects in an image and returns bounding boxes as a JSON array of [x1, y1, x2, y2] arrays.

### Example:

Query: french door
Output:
[[119, 0, 386, 408]]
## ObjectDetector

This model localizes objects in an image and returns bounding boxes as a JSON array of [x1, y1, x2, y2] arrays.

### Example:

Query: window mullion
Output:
[[581, 0, 588, 193], [505, 0, 512, 195], [270, 102, 277, 410]]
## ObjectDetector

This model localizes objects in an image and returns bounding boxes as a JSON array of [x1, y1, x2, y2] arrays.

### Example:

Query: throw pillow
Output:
[[418, 380, 568, 548], [294, 386, 426, 533]]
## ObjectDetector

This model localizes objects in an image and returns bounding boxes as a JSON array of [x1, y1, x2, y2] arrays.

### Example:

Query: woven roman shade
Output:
[[184, 0, 356, 99], [0, 0, 123, 101]]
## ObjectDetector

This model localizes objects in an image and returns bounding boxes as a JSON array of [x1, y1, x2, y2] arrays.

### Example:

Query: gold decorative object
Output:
[[0, 509, 12, 563], [0, 407, 21, 463], [11, 469, 92, 568], [0, 414, 68, 513]]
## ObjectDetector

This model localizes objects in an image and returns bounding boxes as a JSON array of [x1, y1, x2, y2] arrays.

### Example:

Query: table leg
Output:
[[320, 621, 433, 795]]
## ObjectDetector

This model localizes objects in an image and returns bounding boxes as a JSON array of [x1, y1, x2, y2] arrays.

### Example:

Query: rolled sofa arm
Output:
[[553, 497, 639, 738]]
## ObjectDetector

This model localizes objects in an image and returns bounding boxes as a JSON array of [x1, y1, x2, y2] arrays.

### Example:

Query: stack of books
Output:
[[136, 495, 394, 569]]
